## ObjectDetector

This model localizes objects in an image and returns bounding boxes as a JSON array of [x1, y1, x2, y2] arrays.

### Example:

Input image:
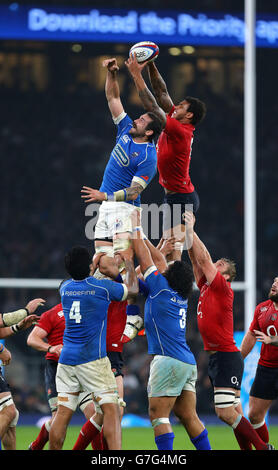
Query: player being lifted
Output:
[[125, 53, 206, 262], [81, 57, 163, 268]]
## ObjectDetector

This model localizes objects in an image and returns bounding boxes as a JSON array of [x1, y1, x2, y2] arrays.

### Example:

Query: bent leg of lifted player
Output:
[[173, 389, 211, 449]]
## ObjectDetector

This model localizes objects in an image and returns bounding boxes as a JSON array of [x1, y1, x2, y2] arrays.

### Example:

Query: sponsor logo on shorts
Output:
[[114, 218, 123, 230]]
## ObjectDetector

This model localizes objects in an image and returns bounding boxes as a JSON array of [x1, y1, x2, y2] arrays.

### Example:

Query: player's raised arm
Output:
[[125, 54, 166, 127], [190, 232, 217, 285], [147, 61, 174, 114], [103, 58, 124, 120]]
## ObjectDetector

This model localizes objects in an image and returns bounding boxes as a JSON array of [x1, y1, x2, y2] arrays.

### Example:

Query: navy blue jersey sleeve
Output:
[[143, 266, 168, 296]]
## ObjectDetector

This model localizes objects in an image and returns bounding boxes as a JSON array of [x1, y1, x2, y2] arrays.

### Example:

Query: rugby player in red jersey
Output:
[[240, 276, 278, 447], [125, 54, 206, 262], [185, 213, 273, 450]]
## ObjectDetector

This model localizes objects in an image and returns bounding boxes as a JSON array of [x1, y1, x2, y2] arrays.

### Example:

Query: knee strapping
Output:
[[151, 417, 170, 428], [9, 409, 19, 427], [92, 390, 119, 414], [48, 396, 58, 413], [214, 389, 236, 408], [95, 246, 114, 257], [113, 237, 131, 253], [78, 392, 94, 413], [57, 393, 79, 411], [0, 394, 14, 412]]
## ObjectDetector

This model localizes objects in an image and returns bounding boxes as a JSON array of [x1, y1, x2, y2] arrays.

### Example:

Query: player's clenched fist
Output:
[[26, 298, 45, 314], [102, 58, 119, 72]]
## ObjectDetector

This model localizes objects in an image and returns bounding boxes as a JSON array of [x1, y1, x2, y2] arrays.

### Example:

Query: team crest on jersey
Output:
[[271, 313, 277, 321], [123, 134, 130, 143], [131, 152, 139, 158]]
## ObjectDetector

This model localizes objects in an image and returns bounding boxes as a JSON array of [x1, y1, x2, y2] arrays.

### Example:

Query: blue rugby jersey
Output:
[[143, 266, 196, 365], [99, 113, 157, 207], [59, 277, 127, 365]]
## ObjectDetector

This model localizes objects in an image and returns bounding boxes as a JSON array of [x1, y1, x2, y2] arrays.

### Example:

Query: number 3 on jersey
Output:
[[69, 301, 82, 323], [179, 308, 186, 329]]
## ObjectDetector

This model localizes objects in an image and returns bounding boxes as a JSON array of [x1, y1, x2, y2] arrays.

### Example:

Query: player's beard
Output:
[[129, 124, 145, 138], [269, 290, 278, 302]]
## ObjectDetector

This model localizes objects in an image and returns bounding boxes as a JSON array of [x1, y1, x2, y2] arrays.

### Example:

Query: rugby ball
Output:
[[129, 41, 159, 64]]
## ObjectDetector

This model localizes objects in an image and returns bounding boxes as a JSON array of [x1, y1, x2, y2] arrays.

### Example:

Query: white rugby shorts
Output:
[[56, 356, 117, 394], [94, 201, 140, 239]]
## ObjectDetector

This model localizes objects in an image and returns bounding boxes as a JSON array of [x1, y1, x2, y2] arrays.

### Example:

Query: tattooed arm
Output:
[[147, 61, 174, 113], [81, 181, 144, 203], [125, 55, 166, 127]]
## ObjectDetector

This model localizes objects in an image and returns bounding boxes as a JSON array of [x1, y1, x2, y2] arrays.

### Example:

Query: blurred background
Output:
[[0, 0, 278, 424]]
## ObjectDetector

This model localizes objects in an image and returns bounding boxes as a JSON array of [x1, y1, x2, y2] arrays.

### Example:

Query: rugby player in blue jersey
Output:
[[81, 57, 164, 265], [125, 213, 211, 451], [48, 245, 138, 450]]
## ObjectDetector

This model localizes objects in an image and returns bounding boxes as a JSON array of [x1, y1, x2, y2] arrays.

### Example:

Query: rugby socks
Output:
[[232, 415, 268, 450], [155, 432, 175, 450], [90, 428, 103, 450], [190, 428, 211, 450], [73, 417, 101, 450], [29, 420, 51, 450], [252, 420, 269, 443], [233, 431, 252, 450]]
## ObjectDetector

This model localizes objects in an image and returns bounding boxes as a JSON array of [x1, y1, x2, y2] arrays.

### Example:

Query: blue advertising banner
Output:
[[0, 4, 278, 47]]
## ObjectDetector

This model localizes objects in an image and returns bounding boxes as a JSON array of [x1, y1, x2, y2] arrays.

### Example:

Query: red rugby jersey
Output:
[[157, 106, 195, 193], [37, 303, 64, 362], [106, 300, 127, 352], [197, 271, 238, 352], [249, 300, 278, 368]]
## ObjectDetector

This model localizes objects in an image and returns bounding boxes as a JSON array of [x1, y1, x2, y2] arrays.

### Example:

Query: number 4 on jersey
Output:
[[69, 301, 82, 323]]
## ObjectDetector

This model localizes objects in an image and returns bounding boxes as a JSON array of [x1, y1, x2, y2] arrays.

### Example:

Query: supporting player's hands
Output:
[[49, 344, 63, 357], [125, 53, 147, 77], [159, 237, 176, 257], [254, 329, 273, 345], [182, 210, 196, 228], [26, 298, 45, 314], [130, 208, 142, 232], [102, 58, 119, 73], [0, 346, 12, 366], [81, 186, 106, 203], [17, 315, 40, 330]]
